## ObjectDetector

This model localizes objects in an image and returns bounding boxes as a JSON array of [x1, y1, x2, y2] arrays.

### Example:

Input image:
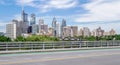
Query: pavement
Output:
[[0, 48, 120, 65]]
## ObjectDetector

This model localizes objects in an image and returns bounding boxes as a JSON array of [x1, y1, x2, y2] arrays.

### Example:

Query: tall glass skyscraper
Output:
[[21, 10, 29, 33], [61, 19, 66, 37], [30, 13, 36, 26], [52, 17, 57, 37], [22, 10, 28, 22]]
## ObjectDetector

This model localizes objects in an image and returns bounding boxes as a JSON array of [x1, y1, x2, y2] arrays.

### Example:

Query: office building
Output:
[[109, 29, 116, 36], [52, 17, 57, 37], [6, 22, 16, 39], [39, 24, 48, 35], [21, 10, 29, 33], [32, 24, 39, 34], [48, 27, 54, 36], [63, 26, 72, 37], [61, 19, 66, 37], [39, 19, 44, 33], [83, 27, 91, 37], [79, 28, 83, 36], [56, 22, 60, 37], [21, 10, 28, 23], [27, 26, 32, 33], [71, 26, 78, 36], [96, 27, 104, 37], [62, 26, 78, 37], [30, 13, 36, 26]]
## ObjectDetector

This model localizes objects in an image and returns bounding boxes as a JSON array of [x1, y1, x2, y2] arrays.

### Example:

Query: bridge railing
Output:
[[0, 41, 120, 51]]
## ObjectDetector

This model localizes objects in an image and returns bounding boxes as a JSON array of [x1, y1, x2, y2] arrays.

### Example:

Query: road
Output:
[[0, 49, 120, 65]]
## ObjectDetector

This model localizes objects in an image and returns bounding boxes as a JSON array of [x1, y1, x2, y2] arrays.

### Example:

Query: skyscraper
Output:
[[12, 19, 21, 36], [21, 10, 29, 33], [52, 17, 57, 37], [39, 19, 44, 33], [22, 10, 28, 23], [61, 19, 66, 37], [30, 13, 36, 26], [32, 24, 39, 34], [83, 27, 91, 37], [56, 22, 60, 37]]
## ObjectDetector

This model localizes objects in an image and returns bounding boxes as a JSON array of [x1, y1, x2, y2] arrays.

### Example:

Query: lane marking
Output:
[[0, 52, 120, 65]]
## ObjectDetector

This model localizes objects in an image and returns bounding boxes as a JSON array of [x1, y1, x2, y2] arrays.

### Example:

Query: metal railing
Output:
[[0, 41, 120, 51]]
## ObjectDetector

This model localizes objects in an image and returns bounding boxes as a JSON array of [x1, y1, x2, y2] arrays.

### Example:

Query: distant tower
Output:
[[30, 13, 36, 26], [56, 22, 60, 37], [61, 19, 66, 37], [52, 17, 57, 37], [39, 19, 44, 33], [21, 6, 29, 33]]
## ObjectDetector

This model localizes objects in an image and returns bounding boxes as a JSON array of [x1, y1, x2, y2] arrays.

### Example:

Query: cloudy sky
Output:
[[0, 0, 120, 33]]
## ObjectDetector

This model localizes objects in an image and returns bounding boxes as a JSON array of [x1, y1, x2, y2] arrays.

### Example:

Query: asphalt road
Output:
[[0, 49, 120, 65]]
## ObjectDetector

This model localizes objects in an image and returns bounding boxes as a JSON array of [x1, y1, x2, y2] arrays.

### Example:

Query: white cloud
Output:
[[16, 0, 78, 13], [75, 0, 120, 22]]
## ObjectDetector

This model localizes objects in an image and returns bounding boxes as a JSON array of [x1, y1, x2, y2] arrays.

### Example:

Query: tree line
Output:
[[0, 35, 120, 42]]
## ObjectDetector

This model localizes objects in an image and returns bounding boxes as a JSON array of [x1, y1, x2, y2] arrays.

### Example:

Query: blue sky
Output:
[[0, 0, 120, 34]]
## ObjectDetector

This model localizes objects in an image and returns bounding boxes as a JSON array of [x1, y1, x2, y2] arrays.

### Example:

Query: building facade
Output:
[[83, 27, 91, 37], [61, 19, 66, 37], [30, 13, 36, 26], [52, 17, 57, 37], [6, 22, 16, 39]]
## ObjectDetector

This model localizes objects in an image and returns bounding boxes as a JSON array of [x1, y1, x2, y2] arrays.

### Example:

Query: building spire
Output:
[[22, 0, 24, 11]]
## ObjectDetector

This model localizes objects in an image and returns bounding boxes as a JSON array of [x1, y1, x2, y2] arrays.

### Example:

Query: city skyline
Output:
[[0, 0, 120, 34]]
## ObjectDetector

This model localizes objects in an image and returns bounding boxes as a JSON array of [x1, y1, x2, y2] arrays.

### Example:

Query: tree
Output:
[[0, 36, 11, 42], [15, 36, 26, 42]]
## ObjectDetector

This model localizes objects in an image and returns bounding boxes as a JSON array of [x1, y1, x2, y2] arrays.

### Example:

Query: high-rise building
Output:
[[109, 29, 116, 36], [22, 10, 28, 23], [48, 27, 54, 36], [52, 17, 57, 37], [19, 21, 28, 33], [39, 24, 48, 35], [30, 13, 36, 26], [104, 32, 110, 36], [61, 19, 66, 37], [6, 22, 16, 39], [56, 22, 60, 37], [71, 26, 78, 36], [12, 20, 22, 36], [21, 10, 29, 33], [96, 27, 104, 37], [39, 19, 44, 25], [91, 29, 97, 36], [32, 24, 39, 34], [63, 26, 72, 37], [83, 27, 91, 37], [79, 28, 83, 36], [27, 26, 32, 33], [62, 26, 78, 37], [39, 19, 44, 33]]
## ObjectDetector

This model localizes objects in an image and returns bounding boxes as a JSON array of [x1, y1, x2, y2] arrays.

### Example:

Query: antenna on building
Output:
[[22, 0, 24, 11]]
